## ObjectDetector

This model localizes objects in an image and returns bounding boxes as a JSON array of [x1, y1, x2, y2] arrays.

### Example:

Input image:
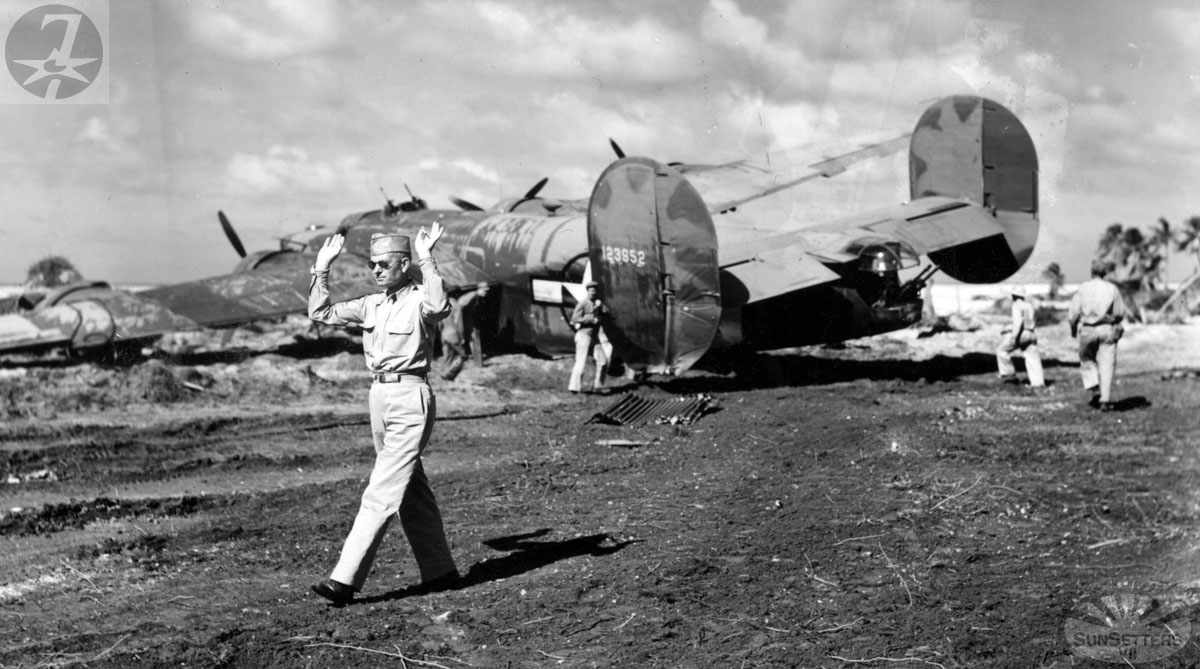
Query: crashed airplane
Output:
[[0, 95, 1037, 377]]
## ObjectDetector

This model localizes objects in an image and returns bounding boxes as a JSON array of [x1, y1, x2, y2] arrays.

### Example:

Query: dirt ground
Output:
[[3, 310, 1200, 668]]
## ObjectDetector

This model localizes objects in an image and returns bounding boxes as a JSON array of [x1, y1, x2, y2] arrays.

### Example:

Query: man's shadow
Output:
[[359, 529, 637, 604], [1108, 396, 1152, 412]]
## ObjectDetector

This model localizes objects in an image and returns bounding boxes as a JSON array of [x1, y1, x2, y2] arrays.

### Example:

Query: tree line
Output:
[[1043, 216, 1200, 319]]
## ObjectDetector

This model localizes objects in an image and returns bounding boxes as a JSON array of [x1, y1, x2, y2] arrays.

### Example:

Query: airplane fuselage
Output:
[[308, 205, 924, 362]]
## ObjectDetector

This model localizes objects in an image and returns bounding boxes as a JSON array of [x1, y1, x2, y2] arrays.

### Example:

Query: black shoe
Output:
[[408, 570, 463, 596], [312, 579, 355, 605], [1087, 394, 1101, 409], [998, 376, 1020, 385]]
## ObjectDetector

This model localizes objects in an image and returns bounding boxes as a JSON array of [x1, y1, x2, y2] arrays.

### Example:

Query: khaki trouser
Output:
[[568, 329, 608, 392], [1078, 324, 1120, 403], [996, 331, 1044, 387], [330, 377, 456, 590]]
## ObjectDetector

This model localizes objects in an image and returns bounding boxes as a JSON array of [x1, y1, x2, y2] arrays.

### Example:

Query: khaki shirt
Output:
[[1067, 278, 1128, 328], [309, 257, 450, 374], [571, 298, 608, 335]]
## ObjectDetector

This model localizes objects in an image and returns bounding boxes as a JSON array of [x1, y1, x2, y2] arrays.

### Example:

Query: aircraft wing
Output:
[[0, 242, 495, 356], [675, 133, 911, 215], [719, 196, 1007, 304], [0, 253, 381, 354]]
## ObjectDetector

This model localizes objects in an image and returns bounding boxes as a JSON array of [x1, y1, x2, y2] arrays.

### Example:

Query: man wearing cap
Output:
[[569, 281, 609, 393], [306, 224, 460, 604], [1068, 259, 1129, 411], [995, 284, 1044, 387]]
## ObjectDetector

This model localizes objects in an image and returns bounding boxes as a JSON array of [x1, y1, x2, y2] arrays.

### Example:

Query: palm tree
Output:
[[1177, 216, 1200, 272], [1097, 223, 1125, 261], [1151, 218, 1173, 269], [1042, 262, 1064, 300], [24, 256, 81, 288]]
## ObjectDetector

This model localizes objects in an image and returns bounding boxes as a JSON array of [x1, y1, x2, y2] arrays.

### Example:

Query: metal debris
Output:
[[587, 393, 712, 426]]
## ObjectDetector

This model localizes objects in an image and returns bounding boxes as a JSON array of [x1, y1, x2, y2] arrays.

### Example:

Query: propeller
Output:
[[217, 210, 247, 258], [451, 196, 484, 211], [609, 138, 625, 159], [523, 177, 548, 200], [504, 177, 550, 212]]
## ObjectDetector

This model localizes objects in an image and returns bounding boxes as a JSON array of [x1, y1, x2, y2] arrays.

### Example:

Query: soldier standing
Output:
[[569, 281, 609, 394], [996, 285, 1044, 387], [439, 283, 490, 381], [307, 225, 460, 604], [1067, 259, 1129, 411], [439, 294, 467, 381]]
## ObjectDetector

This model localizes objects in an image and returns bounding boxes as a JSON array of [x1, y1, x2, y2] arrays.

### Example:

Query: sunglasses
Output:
[[367, 259, 403, 270]]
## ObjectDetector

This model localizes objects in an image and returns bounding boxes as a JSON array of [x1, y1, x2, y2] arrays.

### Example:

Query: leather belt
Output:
[[373, 371, 426, 383]]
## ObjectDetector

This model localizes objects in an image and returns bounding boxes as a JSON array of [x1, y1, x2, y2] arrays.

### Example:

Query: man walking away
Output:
[[996, 285, 1044, 387], [1067, 260, 1129, 411]]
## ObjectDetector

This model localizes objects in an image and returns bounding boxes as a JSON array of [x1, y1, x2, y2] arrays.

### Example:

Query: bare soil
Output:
[[2, 313, 1200, 668]]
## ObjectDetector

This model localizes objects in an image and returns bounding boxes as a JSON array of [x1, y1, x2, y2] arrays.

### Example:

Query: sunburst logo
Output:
[[4, 3, 105, 102], [1064, 594, 1192, 664]]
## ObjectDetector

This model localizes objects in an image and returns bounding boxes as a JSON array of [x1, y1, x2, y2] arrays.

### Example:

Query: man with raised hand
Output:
[[307, 224, 460, 604]]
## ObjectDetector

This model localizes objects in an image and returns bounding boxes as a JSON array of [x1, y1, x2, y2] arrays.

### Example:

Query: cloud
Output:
[[408, 1, 705, 85], [224, 146, 375, 195], [181, 0, 340, 60], [1154, 6, 1200, 52]]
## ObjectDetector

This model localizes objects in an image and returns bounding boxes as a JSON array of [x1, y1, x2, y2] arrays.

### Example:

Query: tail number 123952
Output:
[[602, 246, 647, 268]]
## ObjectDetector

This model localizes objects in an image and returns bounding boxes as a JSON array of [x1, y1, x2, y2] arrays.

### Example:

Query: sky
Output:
[[2, 0, 1199, 286]]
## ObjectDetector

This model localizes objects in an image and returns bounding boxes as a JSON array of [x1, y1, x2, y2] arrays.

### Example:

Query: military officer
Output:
[[307, 225, 460, 604], [1067, 259, 1129, 411]]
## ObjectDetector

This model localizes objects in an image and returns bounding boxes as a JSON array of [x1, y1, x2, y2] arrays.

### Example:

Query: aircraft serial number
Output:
[[602, 246, 647, 268]]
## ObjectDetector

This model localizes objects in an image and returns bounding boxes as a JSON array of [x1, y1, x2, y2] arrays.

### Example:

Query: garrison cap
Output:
[[586, 281, 599, 289], [370, 233, 411, 256], [1010, 284, 1026, 297]]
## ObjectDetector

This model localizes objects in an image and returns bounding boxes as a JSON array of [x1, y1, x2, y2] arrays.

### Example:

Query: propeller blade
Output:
[[609, 138, 625, 159], [451, 196, 484, 212], [523, 177, 548, 200], [218, 210, 247, 258]]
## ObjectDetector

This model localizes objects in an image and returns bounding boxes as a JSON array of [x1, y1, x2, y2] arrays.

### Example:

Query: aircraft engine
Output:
[[909, 96, 1039, 283]]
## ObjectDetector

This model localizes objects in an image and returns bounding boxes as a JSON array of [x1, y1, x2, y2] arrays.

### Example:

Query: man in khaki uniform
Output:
[[439, 283, 489, 381], [307, 225, 460, 604], [996, 285, 1044, 387], [569, 281, 609, 393], [1067, 260, 1129, 411]]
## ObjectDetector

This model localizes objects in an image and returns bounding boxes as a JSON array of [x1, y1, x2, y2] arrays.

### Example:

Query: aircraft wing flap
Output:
[[723, 246, 842, 304]]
